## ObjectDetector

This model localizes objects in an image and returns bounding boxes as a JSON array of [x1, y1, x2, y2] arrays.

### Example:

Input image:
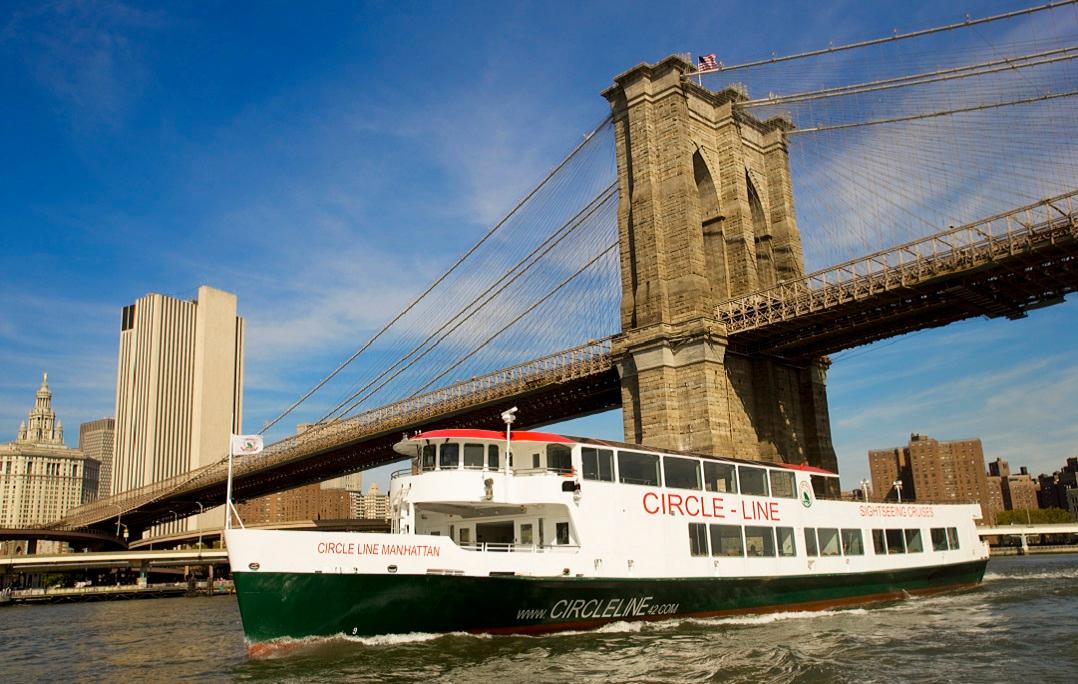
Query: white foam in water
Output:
[[248, 630, 491, 657], [984, 569, 1078, 582], [687, 608, 868, 627]]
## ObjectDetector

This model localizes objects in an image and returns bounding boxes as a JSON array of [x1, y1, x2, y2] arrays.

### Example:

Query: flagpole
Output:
[[225, 436, 235, 532]]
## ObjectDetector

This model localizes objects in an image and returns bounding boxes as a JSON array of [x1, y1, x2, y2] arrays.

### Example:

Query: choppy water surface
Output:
[[2, 554, 1076, 683]]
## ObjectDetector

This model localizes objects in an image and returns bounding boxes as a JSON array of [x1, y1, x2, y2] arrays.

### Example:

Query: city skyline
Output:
[[2, 0, 1077, 492]]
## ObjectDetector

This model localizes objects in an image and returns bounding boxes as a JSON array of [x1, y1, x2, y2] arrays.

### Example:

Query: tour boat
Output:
[[224, 425, 989, 649]]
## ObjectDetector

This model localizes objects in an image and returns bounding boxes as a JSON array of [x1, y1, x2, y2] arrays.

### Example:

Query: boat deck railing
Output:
[[459, 542, 580, 553]]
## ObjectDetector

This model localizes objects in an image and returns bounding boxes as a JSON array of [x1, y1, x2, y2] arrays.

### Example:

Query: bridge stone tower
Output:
[[604, 55, 838, 473]]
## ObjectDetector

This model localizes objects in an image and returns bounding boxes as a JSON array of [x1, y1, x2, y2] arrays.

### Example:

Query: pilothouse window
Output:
[[463, 444, 484, 469], [487, 445, 500, 470], [440, 443, 460, 469], [421, 445, 436, 471], [618, 451, 660, 486]]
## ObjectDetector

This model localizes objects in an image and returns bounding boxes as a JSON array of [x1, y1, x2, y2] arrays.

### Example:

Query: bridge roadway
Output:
[[976, 523, 1078, 537], [59, 193, 1078, 536], [0, 548, 229, 572]]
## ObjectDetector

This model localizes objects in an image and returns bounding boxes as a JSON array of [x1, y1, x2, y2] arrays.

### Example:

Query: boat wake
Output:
[[247, 630, 491, 658], [983, 569, 1078, 581]]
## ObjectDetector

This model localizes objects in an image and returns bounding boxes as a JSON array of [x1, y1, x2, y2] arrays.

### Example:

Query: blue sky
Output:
[[1, 0, 1076, 493]]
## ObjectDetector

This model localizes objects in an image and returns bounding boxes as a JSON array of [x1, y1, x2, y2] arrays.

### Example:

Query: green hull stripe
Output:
[[233, 560, 987, 642]]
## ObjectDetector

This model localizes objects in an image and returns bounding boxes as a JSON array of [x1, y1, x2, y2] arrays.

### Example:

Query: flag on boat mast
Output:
[[230, 434, 264, 456]]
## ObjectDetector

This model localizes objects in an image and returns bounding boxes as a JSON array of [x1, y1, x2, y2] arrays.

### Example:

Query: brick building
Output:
[[868, 434, 992, 522]]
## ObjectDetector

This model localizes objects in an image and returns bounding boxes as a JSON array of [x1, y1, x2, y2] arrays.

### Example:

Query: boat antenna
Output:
[[501, 407, 518, 476]]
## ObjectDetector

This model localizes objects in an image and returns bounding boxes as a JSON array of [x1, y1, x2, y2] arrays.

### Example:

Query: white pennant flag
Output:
[[230, 434, 264, 456]]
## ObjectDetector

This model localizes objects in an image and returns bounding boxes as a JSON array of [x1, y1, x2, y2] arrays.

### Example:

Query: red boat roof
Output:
[[409, 429, 574, 444]]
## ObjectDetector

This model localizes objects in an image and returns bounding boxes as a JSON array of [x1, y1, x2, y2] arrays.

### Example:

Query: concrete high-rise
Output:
[[0, 374, 100, 545], [112, 285, 244, 532], [79, 418, 115, 499]]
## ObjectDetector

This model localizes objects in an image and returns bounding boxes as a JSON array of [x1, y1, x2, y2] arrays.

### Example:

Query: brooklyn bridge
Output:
[[53, 4, 1078, 539]]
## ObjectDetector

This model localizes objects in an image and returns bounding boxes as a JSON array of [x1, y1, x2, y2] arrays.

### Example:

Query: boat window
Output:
[[663, 456, 702, 490], [872, 529, 887, 555], [710, 524, 744, 557], [688, 523, 709, 557], [459, 528, 470, 544], [804, 528, 819, 556], [818, 528, 841, 556], [738, 466, 769, 496], [811, 474, 840, 500], [703, 461, 737, 493], [841, 529, 865, 556], [463, 444, 485, 469], [946, 527, 960, 550], [581, 447, 614, 482], [905, 529, 924, 553], [618, 450, 661, 486], [769, 470, 796, 498], [547, 444, 573, 474], [556, 522, 570, 545], [532, 453, 541, 469], [777, 527, 796, 557], [930, 528, 948, 551], [520, 524, 534, 546], [744, 526, 776, 557], [421, 444, 436, 471], [885, 529, 906, 554], [440, 443, 460, 469], [487, 444, 500, 470]]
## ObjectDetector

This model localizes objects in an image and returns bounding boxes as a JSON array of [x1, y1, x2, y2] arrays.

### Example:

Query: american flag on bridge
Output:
[[697, 53, 718, 72]]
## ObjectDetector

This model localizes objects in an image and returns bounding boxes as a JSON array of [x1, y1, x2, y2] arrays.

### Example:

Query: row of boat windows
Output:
[[418, 443, 573, 472], [687, 524, 962, 558], [583, 447, 798, 498], [417, 442, 809, 501]]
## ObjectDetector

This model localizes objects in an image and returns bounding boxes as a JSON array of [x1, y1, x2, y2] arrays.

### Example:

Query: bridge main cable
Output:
[[260, 114, 613, 435], [700, 0, 1077, 74]]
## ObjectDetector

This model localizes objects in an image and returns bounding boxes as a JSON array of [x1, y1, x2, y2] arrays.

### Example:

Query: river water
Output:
[[2, 554, 1076, 683]]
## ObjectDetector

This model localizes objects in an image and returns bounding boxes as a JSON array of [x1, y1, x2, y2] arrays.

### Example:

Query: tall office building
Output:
[[112, 285, 244, 533], [79, 418, 115, 499], [0, 374, 100, 550], [868, 434, 992, 522]]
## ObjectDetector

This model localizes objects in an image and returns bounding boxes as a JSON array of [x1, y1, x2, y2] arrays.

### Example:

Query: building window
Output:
[[663, 456, 702, 490], [689, 522, 709, 556], [703, 462, 737, 493]]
